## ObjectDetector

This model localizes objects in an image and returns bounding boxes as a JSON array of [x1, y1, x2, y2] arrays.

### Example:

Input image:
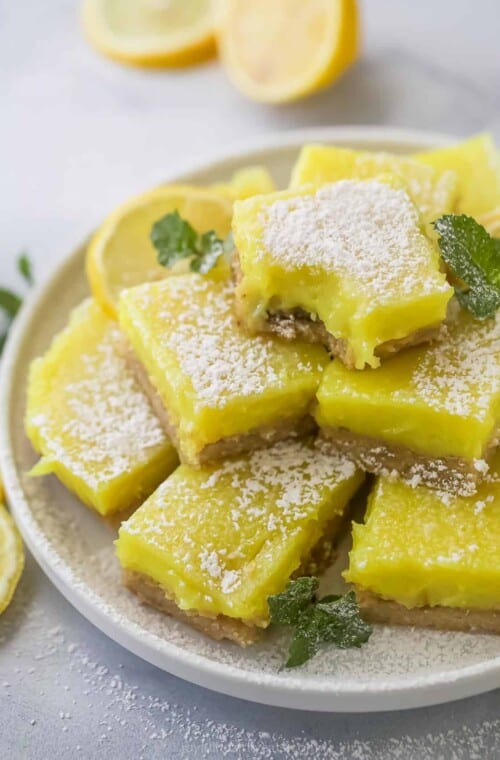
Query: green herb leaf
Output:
[[191, 230, 225, 274], [268, 579, 372, 668], [151, 211, 199, 268], [268, 577, 319, 627], [433, 214, 500, 319], [0, 288, 22, 320], [0, 252, 35, 356], [314, 592, 373, 649], [286, 613, 320, 668], [18, 253, 33, 286], [151, 210, 230, 274]]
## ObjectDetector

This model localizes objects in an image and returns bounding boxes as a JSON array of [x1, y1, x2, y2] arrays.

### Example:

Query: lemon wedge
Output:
[[86, 185, 233, 317], [217, 0, 359, 103], [82, 0, 216, 67], [0, 503, 24, 615]]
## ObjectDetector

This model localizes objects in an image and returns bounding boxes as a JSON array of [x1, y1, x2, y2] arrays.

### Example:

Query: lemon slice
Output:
[[82, 0, 216, 67], [0, 503, 24, 615], [217, 0, 359, 103], [86, 185, 233, 317]]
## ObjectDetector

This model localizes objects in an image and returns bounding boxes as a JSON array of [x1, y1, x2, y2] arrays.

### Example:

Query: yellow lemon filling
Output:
[[345, 453, 500, 610], [290, 144, 458, 224], [233, 177, 452, 369], [117, 439, 363, 622], [25, 300, 178, 517], [118, 275, 328, 465], [316, 309, 500, 461], [416, 133, 500, 218], [210, 166, 276, 201]]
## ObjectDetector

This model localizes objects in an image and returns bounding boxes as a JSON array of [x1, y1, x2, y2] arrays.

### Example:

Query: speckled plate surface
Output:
[[2, 127, 500, 712]]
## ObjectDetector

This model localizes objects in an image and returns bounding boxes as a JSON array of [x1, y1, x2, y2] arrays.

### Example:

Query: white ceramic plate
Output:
[[2, 126, 500, 712]]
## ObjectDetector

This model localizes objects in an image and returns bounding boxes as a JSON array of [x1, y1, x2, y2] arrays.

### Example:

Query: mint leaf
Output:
[[151, 211, 199, 268], [286, 612, 320, 668], [0, 288, 22, 320], [268, 577, 319, 627], [0, 253, 35, 356], [191, 230, 225, 274], [268, 579, 372, 668], [314, 592, 373, 649], [18, 253, 33, 286], [433, 214, 500, 319], [151, 210, 229, 274]]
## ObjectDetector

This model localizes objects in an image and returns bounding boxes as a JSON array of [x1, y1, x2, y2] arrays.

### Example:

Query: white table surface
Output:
[[1, 0, 500, 757]]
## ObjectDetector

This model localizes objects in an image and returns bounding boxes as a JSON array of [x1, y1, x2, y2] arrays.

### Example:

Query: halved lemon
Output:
[[82, 0, 216, 67], [0, 503, 24, 615], [86, 185, 233, 317], [217, 0, 360, 103]]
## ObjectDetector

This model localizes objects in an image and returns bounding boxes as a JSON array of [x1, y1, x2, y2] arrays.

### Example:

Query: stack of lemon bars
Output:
[[25, 134, 500, 655]]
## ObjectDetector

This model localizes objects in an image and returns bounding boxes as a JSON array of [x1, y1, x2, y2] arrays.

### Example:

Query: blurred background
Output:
[[2, 0, 500, 291]]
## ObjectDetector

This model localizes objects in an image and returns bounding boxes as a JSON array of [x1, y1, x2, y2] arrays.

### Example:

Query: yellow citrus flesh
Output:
[[0, 503, 24, 615], [217, 0, 359, 103], [86, 185, 233, 318], [82, 0, 216, 67]]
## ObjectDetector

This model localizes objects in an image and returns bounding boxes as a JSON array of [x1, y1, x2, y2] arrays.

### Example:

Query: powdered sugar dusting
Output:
[[411, 310, 500, 420], [30, 318, 169, 489], [4, 580, 499, 758], [349, 151, 457, 221], [126, 276, 325, 409], [260, 180, 450, 306], [121, 441, 359, 606]]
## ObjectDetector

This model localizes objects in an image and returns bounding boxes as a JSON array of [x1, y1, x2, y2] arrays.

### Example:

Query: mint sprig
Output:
[[151, 211, 233, 274], [433, 214, 500, 319], [0, 254, 34, 354], [268, 578, 372, 668]]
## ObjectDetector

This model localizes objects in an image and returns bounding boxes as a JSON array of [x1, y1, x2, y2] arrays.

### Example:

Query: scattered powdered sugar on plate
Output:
[[3, 160, 500, 717], [14, 465, 500, 696], [2, 570, 499, 759]]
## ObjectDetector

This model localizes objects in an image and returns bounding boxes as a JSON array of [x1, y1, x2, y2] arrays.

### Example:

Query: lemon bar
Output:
[[345, 459, 500, 635], [117, 439, 364, 645], [25, 300, 178, 518], [210, 166, 276, 200], [316, 307, 500, 495], [118, 275, 328, 466], [233, 177, 453, 369], [416, 133, 500, 218], [289, 144, 458, 224]]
